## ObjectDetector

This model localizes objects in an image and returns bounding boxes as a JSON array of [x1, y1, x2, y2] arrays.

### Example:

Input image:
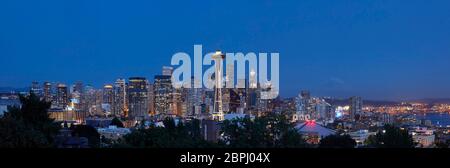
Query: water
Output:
[[416, 113, 450, 127]]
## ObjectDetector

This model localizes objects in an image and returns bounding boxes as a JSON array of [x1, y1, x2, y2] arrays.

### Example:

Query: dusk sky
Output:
[[1, 0, 450, 100]]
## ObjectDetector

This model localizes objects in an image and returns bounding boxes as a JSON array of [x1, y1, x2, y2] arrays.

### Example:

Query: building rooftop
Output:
[[295, 121, 336, 138]]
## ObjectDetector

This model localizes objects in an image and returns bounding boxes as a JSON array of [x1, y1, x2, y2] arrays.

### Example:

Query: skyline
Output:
[[1, 0, 450, 100]]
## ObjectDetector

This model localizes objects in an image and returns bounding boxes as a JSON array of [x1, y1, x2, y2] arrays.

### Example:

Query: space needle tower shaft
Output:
[[212, 50, 225, 121]]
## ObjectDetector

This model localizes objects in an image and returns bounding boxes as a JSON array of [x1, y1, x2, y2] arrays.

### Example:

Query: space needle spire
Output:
[[212, 50, 225, 121]]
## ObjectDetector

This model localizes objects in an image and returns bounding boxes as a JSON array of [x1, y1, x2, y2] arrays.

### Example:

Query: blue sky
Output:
[[1, 0, 450, 100]]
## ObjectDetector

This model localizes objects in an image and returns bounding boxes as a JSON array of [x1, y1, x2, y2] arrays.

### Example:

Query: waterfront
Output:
[[416, 113, 450, 127]]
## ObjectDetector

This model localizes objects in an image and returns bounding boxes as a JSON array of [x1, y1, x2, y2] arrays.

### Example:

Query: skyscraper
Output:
[[162, 66, 174, 76], [127, 77, 149, 120], [82, 85, 103, 116], [301, 90, 311, 100], [30, 81, 43, 98], [73, 81, 84, 94], [350, 96, 363, 121], [55, 83, 69, 108], [43, 82, 52, 102], [295, 93, 306, 115], [102, 84, 114, 115], [103, 84, 114, 105], [186, 77, 203, 117], [147, 83, 155, 115], [154, 75, 172, 116], [113, 78, 127, 117], [172, 87, 183, 116], [315, 99, 333, 121]]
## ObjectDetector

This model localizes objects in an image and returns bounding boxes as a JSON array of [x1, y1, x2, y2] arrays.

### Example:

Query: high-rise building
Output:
[[301, 90, 311, 100], [300, 90, 313, 116], [30, 81, 43, 98], [82, 85, 103, 116], [162, 66, 174, 76], [43, 82, 53, 102], [73, 81, 84, 94], [55, 84, 69, 108], [350, 96, 363, 121], [148, 83, 155, 115], [127, 77, 149, 120], [295, 93, 307, 116], [154, 75, 172, 116], [315, 99, 333, 121], [172, 87, 183, 116], [103, 84, 114, 105], [222, 89, 230, 113], [102, 84, 114, 115], [113, 79, 127, 117], [185, 77, 203, 117], [300, 90, 311, 99]]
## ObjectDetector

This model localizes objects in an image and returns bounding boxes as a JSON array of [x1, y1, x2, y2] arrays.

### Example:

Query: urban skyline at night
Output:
[[0, 0, 450, 153], [2, 0, 450, 100], [3, 2, 450, 166]]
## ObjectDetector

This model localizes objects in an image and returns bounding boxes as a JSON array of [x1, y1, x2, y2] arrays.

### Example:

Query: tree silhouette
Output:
[[0, 93, 60, 148], [366, 125, 414, 148], [319, 134, 356, 148], [118, 117, 217, 148], [220, 113, 307, 148], [71, 125, 100, 148], [110, 117, 124, 128]]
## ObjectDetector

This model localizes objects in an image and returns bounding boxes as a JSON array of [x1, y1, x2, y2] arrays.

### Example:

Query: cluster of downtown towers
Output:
[[28, 66, 277, 123]]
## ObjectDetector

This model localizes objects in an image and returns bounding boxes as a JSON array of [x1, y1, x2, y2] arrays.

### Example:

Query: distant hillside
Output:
[[406, 98, 450, 104], [0, 87, 29, 93], [325, 98, 399, 106]]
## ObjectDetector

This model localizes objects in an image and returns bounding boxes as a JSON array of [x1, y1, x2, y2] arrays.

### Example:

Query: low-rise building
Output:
[[86, 117, 113, 128], [348, 130, 376, 147], [409, 127, 435, 148], [97, 125, 131, 140], [295, 120, 336, 144], [48, 108, 66, 121]]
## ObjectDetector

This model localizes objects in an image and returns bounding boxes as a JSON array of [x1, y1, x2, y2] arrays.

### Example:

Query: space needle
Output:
[[212, 50, 225, 121]]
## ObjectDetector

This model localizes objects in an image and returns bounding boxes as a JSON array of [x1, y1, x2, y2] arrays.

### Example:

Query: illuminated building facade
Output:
[[30, 81, 43, 98], [154, 75, 172, 116], [103, 84, 114, 105], [43, 82, 53, 102], [350, 96, 363, 121], [212, 51, 225, 121], [113, 78, 127, 117], [55, 84, 69, 108], [127, 77, 149, 120], [147, 83, 155, 115]]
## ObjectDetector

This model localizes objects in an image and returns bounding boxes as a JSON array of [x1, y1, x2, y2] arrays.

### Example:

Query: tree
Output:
[[319, 134, 356, 148], [220, 113, 306, 148], [71, 125, 100, 148], [435, 140, 450, 148], [118, 117, 217, 148], [110, 117, 124, 128], [366, 125, 414, 148], [0, 93, 60, 148]]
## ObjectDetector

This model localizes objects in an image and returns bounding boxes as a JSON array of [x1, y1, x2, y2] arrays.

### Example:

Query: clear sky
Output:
[[1, 0, 450, 100]]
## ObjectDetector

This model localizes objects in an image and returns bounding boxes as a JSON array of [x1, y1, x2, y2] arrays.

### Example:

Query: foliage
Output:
[[365, 125, 414, 148], [71, 125, 100, 148], [0, 93, 60, 148], [119, 118, 217, 148], [110, 117, 124, 128], [220, 113, 306, 148], [319, 134, 356, 148], [435, 140, 449, 148]]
